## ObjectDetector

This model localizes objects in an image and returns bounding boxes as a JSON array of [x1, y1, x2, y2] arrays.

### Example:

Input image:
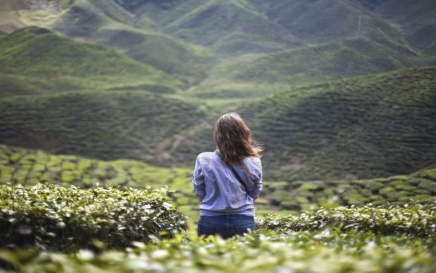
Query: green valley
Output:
[[166, 66, 436, 181], [0, 0, 435, 182]]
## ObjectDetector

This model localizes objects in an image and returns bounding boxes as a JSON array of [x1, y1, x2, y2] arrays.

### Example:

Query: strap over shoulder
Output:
[[230, 166, 249, 193], [214, 149, 249, 193]]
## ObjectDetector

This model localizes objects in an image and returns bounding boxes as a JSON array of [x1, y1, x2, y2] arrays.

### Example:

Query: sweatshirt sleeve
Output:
[[247, 158, 263, 198], [192, 155, 205, 197]]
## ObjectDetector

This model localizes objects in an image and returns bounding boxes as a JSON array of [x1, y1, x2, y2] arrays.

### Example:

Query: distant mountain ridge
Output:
[[1, 0, 433, 91]]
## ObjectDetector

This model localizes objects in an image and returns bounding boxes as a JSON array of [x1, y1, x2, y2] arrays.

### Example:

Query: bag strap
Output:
[[214, 149, 250, 194], [230, 166, 249, 194]]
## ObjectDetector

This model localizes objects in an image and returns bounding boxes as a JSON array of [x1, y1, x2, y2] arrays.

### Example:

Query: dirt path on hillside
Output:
[[153, 118, 211, 163], [120, 117, 146, 137], [355, 15, 362, 37]]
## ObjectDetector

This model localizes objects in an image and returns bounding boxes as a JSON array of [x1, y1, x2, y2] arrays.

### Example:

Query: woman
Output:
[[192, 112, 263, 239]]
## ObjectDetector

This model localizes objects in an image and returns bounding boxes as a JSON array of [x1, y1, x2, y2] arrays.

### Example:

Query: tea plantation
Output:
[[2, 143, 436, 222], [0, 144, 203, 221], [2, 1, 436, 272], [0, 144, 435, 272], [0, 185, 435, 272], [261, 165, 436, 212]]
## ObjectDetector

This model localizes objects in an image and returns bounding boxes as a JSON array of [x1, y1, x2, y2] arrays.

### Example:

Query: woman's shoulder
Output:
[[243, 155, 261, 163], [196, 152, 217, 165], [243, 156, 262, 170], [197, 151, 216, 159]]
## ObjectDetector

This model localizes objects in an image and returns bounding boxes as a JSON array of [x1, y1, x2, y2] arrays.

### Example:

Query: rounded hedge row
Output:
[[0, 183, 186, 251], [258, 199, 436, 237]]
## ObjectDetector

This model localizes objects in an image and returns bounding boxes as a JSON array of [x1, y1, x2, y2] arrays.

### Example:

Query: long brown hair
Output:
[[214, 112, 263, 177]]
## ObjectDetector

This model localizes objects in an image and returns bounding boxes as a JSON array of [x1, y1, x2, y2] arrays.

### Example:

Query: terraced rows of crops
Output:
[[2, 143, 436, 223], [168, 66, 436, 182], [262, 165, 436, 212], [0, 144, 201, 221], [240, 66, 436, 181], [0, 91, 208, 166]]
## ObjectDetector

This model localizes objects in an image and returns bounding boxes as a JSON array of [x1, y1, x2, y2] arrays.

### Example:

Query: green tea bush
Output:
[[259, 199, 436, 237], [1, 229, 435, 273], [0, 184, 186, 251]]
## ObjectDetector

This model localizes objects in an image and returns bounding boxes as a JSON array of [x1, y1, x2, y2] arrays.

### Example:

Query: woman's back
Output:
[[192, 150, 263, 216], [193, 112, 263, 239]]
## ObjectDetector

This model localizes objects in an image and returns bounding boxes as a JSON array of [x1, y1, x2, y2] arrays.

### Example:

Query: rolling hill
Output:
[[90, 29, 214, 86], [355, 0, 436, 55], [0, 27, 182, 94], [250, 0, 413, 53], [214, 38, 433, 88], [12, 0, 213, 85], [0, 90, 208, 165], [49, 0, 214, 85], [3, 0, 435, 92], [1, 37, 435, 182], [242, 66, 436, 181], [113, 0, 304, 56], [168, 66, 436, 181]]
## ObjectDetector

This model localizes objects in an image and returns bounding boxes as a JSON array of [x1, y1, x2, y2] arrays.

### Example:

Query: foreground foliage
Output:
[[0, 196, 435, 272], [0, 228, 435, 273], [0, 184, 186, 251]]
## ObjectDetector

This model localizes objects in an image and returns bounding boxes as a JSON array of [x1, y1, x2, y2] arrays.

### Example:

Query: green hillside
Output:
[[243, 66, 436, 181], [48, 0, 213, 85], [250, 0, 413, 53], [0, 1, 435, 183], [168, 66, 436, 181], [1, 28, 435, 183], [50, 0, 133, 36], [0, 27, 181, 91], [114, 0, 303, 56], [220, 38, 433, 87], [355, 0, 436, 54], [6, 0, 435, 90], [182, 37, 435, 103], [0, 91, 207, 168], [92, 29, 214, 86]]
